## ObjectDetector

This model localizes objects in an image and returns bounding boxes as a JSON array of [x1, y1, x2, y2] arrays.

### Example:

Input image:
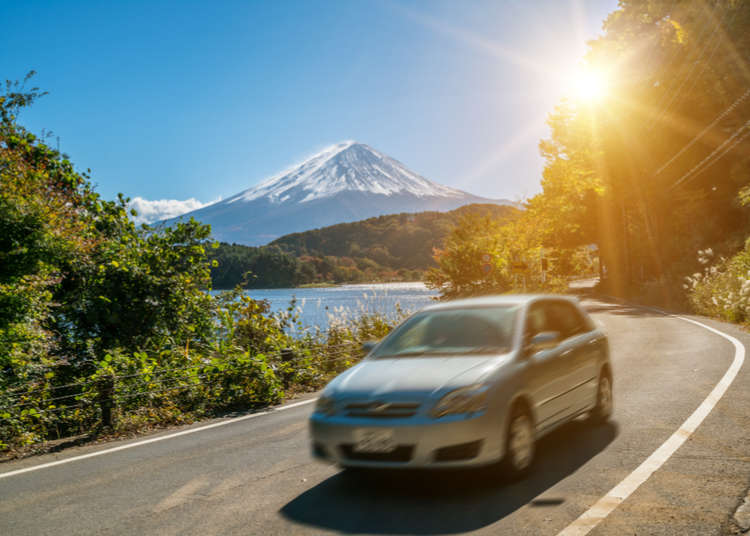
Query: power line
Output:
[[656, 88, 750, 175], [647, 3, 746, 191], [668, 119, 750, 191]]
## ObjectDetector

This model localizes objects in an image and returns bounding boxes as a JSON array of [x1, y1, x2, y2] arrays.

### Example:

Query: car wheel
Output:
[[589, 371, 613, 424], [502, 404, 535, 479]]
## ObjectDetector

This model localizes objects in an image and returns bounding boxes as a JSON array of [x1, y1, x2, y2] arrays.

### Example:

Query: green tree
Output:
[[1, 73, 215, 372]]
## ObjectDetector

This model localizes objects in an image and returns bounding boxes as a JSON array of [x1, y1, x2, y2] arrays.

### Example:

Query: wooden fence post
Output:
[[98, 375, 115, 430]]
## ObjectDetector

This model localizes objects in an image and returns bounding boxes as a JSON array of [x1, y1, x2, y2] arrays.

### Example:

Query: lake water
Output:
[[221, 282, 438, 330]]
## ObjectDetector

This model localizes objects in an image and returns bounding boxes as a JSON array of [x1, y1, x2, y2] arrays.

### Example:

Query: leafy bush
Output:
[[686, 242, 750, 323]]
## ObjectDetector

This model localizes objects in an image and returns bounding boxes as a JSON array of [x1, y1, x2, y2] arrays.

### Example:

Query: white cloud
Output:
[[128, 196, 217, 224]]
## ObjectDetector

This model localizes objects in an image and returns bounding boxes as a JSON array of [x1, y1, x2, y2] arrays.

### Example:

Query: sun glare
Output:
[[568, 67, 609, 103]]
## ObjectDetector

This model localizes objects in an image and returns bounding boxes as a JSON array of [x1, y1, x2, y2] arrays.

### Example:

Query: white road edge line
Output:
[[0, 398, 318, 480], [557, 314, 746, 536]]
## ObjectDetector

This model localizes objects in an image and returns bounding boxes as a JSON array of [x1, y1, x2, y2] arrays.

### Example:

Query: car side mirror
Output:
[[529, 331, 560, 353], [361, 340, 378, 353]]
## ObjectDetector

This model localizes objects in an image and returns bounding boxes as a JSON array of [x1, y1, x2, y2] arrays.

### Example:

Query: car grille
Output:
[[339, 444, 414, 463], [344, 401, 420, 418]]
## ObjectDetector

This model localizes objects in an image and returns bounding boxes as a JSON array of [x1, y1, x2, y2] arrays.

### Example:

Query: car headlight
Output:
[[314, 396, 337, 416], [431, 384, 490, 418]]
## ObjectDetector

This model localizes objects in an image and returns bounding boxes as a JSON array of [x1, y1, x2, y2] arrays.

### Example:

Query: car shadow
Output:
[[280, 419, 618, 534]]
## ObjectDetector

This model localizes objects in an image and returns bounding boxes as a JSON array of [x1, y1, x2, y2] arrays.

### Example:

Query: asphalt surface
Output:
[[1, 299, 749, 535]]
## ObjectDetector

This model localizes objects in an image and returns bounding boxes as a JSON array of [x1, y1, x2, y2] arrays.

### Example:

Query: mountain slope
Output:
[[208, 203, 520, 288], [270, 203, 518, 265], [166, 142, 515, 245]]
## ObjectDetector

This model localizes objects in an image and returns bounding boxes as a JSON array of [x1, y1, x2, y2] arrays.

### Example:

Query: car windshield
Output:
[[371, 305, 518, 358]]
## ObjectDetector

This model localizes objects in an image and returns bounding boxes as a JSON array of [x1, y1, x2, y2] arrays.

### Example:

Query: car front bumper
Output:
[[309, 411, 506, 468]]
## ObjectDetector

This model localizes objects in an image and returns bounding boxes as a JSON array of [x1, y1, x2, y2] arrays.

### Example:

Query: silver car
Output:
[[309, 294, 612, 476]]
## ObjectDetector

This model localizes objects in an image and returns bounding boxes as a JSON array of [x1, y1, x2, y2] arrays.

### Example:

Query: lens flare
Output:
[[568, 68, 609, 103]]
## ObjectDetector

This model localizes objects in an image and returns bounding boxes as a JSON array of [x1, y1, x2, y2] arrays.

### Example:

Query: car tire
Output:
[[589, 370, 613, 424], [502, 404, 535, 479]]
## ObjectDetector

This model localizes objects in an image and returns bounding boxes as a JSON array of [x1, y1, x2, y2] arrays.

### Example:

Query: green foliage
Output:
[[425, 211, 571, 298], [209, 244, 304, 288], [0, 76, 230, 451], [53, 208, 215, 357], [425, 212, 512, 297], [1, 74, 217, 384]]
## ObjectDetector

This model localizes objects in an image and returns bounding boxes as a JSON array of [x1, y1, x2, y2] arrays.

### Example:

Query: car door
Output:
[[524, 301, 570, 431], [547, 300, 600, 414]]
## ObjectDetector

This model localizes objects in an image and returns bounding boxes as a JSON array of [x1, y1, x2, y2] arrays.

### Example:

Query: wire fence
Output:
[[0, 341, 367, 450], [2, 340, 361, 398]]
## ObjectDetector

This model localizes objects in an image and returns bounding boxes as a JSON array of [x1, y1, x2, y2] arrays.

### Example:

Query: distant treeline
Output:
[[208, 204, 518, 288]]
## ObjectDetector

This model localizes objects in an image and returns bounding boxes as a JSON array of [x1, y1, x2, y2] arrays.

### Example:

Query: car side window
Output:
[[525, 302, 550, 339], [548, 301, 589, 339]]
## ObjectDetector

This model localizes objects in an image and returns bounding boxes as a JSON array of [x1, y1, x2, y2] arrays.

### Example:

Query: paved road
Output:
[[1, 300, 749, 535]]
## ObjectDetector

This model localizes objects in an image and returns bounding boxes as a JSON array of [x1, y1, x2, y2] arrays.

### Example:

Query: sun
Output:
[[568, 67, 609, 103]]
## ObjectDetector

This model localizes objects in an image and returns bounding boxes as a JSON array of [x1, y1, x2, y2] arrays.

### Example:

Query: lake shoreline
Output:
[[210, 282, 438, 330], [211, 280, 428, 291]]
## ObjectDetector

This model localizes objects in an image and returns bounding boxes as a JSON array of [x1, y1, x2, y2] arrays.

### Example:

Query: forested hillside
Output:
[[208, 204, 518, 288]]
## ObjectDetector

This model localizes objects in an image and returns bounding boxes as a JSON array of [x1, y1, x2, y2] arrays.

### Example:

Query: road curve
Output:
[[1, 299, 749, 536]]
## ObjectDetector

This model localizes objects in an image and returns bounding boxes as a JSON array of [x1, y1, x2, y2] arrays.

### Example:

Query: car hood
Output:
[[325, 354, 510, 399]]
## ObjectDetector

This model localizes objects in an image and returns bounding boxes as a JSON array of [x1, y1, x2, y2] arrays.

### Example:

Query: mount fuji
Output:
[[164, 141, 515, 245]]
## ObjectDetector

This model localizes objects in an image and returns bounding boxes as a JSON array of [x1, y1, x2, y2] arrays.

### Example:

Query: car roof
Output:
[[421, 293, 579, 312]]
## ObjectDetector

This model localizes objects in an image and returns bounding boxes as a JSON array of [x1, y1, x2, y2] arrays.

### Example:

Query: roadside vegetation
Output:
[[0, 77, 404, 455], [686, 241, 750, 324]]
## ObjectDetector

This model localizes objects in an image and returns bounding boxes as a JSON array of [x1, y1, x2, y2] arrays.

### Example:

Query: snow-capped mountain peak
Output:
[[164, 141, 514, 245], [227, 141, 465, 205]]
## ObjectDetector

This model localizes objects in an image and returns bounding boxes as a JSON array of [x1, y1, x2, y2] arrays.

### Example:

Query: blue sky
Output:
[[2, 0, 618, 219]]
